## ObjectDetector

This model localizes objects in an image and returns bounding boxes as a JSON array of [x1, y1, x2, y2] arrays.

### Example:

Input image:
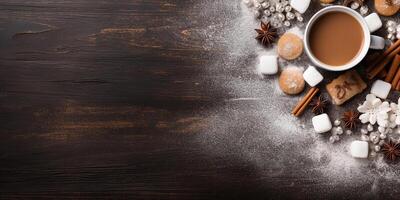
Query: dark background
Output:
[[1, 0, 400, 199]]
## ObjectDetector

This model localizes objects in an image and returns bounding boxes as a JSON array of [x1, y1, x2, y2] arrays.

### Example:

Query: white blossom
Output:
[[358, 94, 391, 127], [389, 98, 400, 128]]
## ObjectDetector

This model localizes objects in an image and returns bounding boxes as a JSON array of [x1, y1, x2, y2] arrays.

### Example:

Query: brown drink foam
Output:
[[309, 12, 364, 66]]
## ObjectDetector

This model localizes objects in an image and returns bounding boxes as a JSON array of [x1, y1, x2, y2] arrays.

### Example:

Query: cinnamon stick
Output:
[[367, 40, 400, 73], [292, 87, 319, 117], [368, 45, 400, 80], [385, 54, 400, 82], [396, 79, 400, 91], [392, 67, 400, 88], [292, 87, 316, 115], [378, 69, 387, 79]]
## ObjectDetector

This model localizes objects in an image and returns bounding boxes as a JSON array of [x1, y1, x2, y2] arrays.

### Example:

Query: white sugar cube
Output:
[[370, 35, 385, 50], [312, 113, 332, 133], [371, 80, 391, 99], [350, 141, 369, 158], [290, 0, 310, 14], [257, 55, 278, 75], [365, 13, 382, 33], [303, 66, 323, 87]]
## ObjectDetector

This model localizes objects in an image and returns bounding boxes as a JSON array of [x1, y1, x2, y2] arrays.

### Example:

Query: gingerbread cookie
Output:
[[279, 66, 305, 95], [374, 0, 399, 16], [326, 70, 367, 105], [277, 33, 303, 60]]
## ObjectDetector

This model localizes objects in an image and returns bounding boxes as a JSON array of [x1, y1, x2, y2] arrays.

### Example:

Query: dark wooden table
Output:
[[1, 0, 400, 199]]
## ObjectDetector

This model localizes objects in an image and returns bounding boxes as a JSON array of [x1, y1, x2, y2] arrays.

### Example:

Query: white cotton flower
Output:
[[357, 94, 391, 127], [389, 99, 400, 128]]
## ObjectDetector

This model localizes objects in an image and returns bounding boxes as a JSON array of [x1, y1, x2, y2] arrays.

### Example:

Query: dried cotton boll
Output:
[[361, 128, 368, 134], [386, 20, 397, 28], [370, 132, 380, 144], [388, 26, 396, 34], [285, 5, 292, 12], [336, 127, 343, 135], [283, 21, 291, 27], [269, 6, 276, 13], [361, 134, 370, 141], [378, 126, 386, 134], [329, 136, 336, 143], [350, 2, 360, 10], [359, 5, 369, 15], [367, 124, 374, 132], [375, 145, 381, 152]]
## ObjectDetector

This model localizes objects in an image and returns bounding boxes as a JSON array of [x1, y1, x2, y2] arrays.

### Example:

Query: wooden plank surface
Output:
[[0, 0, 399, 199]]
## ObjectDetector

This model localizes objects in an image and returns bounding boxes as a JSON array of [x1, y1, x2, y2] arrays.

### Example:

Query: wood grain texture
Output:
[[1, 0, 397, 199], [0, 1, 233, 199]]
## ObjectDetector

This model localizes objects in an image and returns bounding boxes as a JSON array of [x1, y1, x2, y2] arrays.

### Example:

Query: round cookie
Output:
[[320, 0, 335, 4], [279, 67, 305, 95], [374, 0, 399, 16], [277, 33, 303, 60]]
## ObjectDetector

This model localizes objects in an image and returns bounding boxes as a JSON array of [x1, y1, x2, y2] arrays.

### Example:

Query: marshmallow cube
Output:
[[312, 113, 332, 133], [303, 66, 323, 87], [371, 80, 391, 99], [350, 141, 369, 158], [365, 13, 382, 33], [370, 35, 385, 50], [290, 0, 311, 14], [258, 55, 278, 75]]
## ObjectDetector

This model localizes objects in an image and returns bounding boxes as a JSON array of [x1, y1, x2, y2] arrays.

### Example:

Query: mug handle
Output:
[[369, 35, 385, 50]]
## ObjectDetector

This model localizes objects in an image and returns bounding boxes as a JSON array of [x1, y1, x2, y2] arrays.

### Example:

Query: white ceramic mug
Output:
[[304, 6, 381, 71]]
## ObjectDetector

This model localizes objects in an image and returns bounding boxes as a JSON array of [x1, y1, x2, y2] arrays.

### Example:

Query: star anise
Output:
[[382, 140, 400, 161], [341, 110, 360, 130], [255, 22, 277, 47], [343, 0, 365, 6], [309, 95, 328, 114]]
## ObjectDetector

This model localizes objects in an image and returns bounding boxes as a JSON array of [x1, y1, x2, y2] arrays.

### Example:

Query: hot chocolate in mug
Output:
[[304, 6, 384, 71]]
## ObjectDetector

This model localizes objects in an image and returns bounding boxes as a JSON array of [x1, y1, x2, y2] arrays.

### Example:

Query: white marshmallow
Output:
[[303, 66, 323, 87], [290, 0, 310, 14], [364, 13, 382, 33], [350, 141, 369, 158], [257, 55, 278, 75], [312, 113, 332, 133], [371, 80, 391, 99], [370, 35, 385, 50]]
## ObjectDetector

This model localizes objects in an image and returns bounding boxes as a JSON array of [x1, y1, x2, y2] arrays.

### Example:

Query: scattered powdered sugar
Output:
[[192, 0, 400, 194]]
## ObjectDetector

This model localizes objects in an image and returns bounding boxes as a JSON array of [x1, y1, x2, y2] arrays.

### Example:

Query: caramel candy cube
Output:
[[326, 70, 367, 105]]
